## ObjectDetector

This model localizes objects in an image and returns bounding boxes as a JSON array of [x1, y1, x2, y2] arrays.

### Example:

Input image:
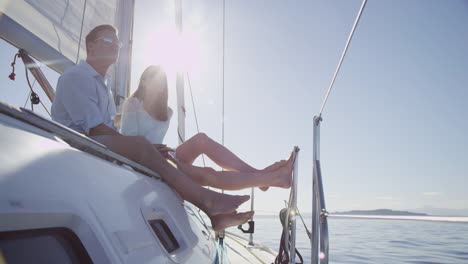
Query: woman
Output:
[[121, 65, 294, 191]]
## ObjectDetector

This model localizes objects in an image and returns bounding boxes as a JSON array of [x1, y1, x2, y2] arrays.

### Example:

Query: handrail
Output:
[[273, 147, 300, 264], [284, 146, 300, 264], [311, 116, 329, 264]]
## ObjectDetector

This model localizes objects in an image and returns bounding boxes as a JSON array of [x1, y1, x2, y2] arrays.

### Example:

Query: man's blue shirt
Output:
[[51, 60, 116, 134]]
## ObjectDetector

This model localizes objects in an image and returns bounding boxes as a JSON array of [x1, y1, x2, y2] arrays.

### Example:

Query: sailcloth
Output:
[[0, 0, 133, 106]]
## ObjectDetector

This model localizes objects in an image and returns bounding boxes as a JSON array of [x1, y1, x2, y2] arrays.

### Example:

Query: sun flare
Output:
[[141, 24, 201, 76]]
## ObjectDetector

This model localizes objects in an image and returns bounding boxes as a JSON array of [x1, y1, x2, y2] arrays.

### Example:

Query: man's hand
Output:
[[89, 123, 121, 136], [153, 144, 175, 158]]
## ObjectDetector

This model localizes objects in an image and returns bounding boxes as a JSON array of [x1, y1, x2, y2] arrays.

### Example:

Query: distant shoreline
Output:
[[333, 209, 427, 216], [250, 213, 468, 223], [329, 214, 468, 223], [252, 208, 468, 220]]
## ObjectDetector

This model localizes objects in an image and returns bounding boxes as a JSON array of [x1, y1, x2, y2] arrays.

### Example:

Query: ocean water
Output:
[[228, 216, 468, 263]]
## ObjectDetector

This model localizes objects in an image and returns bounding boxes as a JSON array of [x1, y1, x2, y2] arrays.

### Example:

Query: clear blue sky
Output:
[[1, 0, 467, 214]]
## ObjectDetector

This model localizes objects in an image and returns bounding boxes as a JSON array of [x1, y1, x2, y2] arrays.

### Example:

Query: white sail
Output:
[[0, 0, 132, 106], [0, 1, 115, 71]]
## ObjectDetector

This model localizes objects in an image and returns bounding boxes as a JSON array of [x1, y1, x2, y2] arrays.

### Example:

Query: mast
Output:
[[112, 0, 136, 110], [175, 0, 186, 144]]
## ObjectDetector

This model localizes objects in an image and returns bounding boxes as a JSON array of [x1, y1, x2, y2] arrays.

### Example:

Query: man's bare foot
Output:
[[210, 211, 255, 231], [201, 191, 250, 216]]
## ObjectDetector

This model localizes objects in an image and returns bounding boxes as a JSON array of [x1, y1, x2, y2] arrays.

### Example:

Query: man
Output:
[[51, 25, 253, 231]]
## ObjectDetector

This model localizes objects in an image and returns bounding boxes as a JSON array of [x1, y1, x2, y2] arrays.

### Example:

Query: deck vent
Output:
[[148, 219, 180, 253]]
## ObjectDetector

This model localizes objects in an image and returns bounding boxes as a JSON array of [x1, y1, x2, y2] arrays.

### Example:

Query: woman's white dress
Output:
[[120, 97, 172, 144]]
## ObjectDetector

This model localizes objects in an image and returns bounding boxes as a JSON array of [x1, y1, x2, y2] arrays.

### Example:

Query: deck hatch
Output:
[[0, 227, 92, 263], [148, 219, 180, 253]]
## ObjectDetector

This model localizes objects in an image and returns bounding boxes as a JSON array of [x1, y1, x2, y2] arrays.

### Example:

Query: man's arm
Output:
[[56, 73, 107, 135], [89, 123, 121, 137]]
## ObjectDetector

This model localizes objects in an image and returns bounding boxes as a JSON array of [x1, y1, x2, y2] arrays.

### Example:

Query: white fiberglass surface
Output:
[[0, 114, 218, 263]]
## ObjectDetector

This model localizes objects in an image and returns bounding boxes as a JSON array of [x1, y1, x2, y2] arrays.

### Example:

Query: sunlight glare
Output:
[[319, 252, 326, 259], [142, 24, 201, 76]]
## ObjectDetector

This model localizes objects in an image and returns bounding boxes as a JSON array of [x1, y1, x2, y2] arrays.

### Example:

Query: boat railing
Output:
[[309, 1, 368, 262], [311, 116, 329, 264], [283, 146, 300, 264]]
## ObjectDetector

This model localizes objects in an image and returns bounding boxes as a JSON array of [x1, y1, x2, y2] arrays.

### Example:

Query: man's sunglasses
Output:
[[94, 37, 123, 48]]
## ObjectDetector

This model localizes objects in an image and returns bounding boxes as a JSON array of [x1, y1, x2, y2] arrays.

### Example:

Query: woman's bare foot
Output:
[[210, 211, 255, 231], [259, 160, 287, 191], [275, 154, 295, 188], [262, 160, 287, 172], [260, 151, 296, 191], [200, 191, 250, 216]]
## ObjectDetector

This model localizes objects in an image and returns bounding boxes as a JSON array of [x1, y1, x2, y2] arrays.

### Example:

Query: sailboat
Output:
[[0, 0, 330, 263]]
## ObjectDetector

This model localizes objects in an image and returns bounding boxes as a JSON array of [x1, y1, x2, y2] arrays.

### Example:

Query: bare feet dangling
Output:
[[259, 160, 287, 191], [260, 150, 296, 191], [277, 151, 295, 188], [201, 191, 250, 216], [210, 211, 255, 231]]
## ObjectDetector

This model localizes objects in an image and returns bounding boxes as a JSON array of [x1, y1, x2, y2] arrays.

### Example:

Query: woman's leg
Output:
[[176, 156, 294, 191], [175, 133, 259, 172]]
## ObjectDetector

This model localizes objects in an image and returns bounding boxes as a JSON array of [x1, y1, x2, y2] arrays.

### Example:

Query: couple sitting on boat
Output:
[[51, 24, 294, 231]]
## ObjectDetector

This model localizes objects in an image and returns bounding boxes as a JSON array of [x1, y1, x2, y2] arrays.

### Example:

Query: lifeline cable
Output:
[[319, 0, 368, 117], [186, 72, 206, 167], [24, 63, 50, 116]]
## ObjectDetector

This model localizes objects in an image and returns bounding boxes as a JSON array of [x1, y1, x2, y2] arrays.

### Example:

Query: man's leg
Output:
[[211, 211, 255, 231], [90, 135, 250, 216]]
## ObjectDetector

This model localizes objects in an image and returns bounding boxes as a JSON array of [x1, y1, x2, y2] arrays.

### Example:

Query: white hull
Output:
[[0, 102, 275, 263]]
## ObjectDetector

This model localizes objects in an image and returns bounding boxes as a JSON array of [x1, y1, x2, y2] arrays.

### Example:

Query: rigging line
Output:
[[23, 91, 31, 108], [319, 0, 368, 117], [75, 0, 88, 64], [221, 0, 225, 147], [23, 79, 36, 108], [296, 207, 312, 239], [175, 0, 185, 145], [39, 100, 50, 116], [186, 72, 206, 167], [241, 0, 255, 238], [220, 0, 226, 197], [24, 66, 50, 116]]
